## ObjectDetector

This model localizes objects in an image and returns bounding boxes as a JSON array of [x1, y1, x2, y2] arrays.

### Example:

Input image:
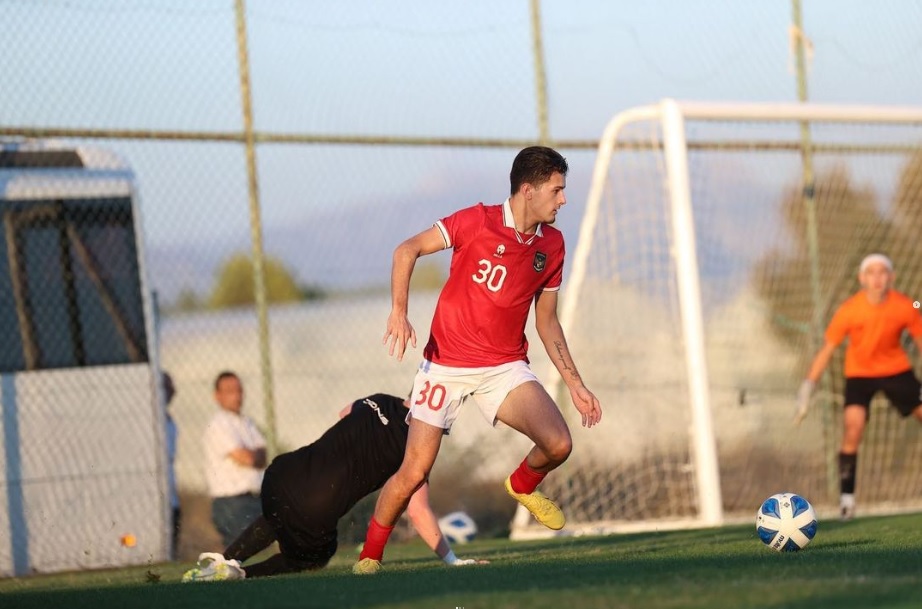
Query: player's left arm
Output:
[[912, 333, 922, 359], [534, 289, 602, 428], [907, 304, 922, 358], [405, 483, 488, 566]]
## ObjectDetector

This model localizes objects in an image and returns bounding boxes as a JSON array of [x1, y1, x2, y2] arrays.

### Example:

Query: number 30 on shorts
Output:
[[415, 381, 447, 411]]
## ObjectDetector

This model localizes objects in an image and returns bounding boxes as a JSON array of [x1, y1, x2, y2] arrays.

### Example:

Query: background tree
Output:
[[755, 155, 922, 362], [753, 164, 890, 352], [172, 287, 203, 313], [409, 259, 447, 291], [208, 252, 311, 309], [889, 149, 922, 302]]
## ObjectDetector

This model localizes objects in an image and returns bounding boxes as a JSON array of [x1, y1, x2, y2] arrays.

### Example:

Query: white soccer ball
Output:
[[438, 511, 478, 545], [756, 492, 818, 552]]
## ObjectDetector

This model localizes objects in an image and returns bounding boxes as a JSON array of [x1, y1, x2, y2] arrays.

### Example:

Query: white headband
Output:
[[859, 253, 893, 274]]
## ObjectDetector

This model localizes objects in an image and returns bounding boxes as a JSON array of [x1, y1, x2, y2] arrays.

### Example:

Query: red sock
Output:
[[509, 458, 547, 494], [359, 517, 394, 561]]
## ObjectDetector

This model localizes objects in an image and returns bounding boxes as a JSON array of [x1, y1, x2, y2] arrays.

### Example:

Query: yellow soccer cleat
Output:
[[352, 557, 383, 575], [505, 476, 566, 530]]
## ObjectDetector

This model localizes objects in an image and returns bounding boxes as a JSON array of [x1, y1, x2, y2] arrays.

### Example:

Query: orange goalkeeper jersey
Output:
[[825, 290, 922, 378]]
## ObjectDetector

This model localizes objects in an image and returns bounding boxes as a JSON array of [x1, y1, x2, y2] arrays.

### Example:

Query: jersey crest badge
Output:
[[494, 244, 505, 258], [533, 251, 547, 272]]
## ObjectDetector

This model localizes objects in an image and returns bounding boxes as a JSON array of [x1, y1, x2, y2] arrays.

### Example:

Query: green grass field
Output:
[[3, 513, 922, 609]]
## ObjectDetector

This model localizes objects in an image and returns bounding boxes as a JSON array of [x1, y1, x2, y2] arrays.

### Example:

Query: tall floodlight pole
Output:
[[529, 0, 550, 145], [791, 0, 835, 495], [235, 0, 277, 458]]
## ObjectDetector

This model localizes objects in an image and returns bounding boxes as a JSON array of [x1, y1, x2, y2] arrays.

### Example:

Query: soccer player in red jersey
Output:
[[354, 146, 602, 574], [795, 253, 922, 520]]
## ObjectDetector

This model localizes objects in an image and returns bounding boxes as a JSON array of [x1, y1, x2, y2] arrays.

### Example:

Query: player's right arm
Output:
[[804, 340, 838, 385], [795, 301, 851, 425], [794, 339, 839, 425], [384, 226, 447, 361]]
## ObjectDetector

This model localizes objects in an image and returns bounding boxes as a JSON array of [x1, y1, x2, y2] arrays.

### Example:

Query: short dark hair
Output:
[[510, 146, 568, 195], [214, 370, 239, 390]]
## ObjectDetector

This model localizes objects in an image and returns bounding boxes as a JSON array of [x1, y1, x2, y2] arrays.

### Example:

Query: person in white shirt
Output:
[[204, 371, 267, 546], [162, 371, 181, 559]]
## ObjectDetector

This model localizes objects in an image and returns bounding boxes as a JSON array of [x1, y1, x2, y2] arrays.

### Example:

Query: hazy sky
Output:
[[2, 0, 921, 296], [5, 1, 922, 131]]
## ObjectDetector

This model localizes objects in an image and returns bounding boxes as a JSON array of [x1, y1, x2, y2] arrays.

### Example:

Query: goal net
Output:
[[511, 100, 922, 538]]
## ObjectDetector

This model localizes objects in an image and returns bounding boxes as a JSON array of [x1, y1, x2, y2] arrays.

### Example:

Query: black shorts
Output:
[[844, 370, 922, 417], [261, 459, 338, 567]]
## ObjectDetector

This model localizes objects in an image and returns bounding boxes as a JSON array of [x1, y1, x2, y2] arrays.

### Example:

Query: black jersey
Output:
[[262, 394, 409, 529]]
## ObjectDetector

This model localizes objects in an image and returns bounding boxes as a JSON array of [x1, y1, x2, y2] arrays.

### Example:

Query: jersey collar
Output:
[[502, 198, 543, 244]]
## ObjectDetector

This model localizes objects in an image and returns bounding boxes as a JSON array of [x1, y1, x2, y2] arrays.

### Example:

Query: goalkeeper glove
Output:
[[443, 550, 488, 566], [793, 379, 815, 426]]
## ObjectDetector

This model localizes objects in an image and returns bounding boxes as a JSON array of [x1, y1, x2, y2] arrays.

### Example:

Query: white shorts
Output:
[[408, 359, 539, 432]]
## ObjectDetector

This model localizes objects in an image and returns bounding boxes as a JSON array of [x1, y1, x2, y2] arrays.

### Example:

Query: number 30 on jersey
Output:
[[472, 259, 507, 292]]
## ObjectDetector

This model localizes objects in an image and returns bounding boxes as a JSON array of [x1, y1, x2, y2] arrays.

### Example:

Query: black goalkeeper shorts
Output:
[[844, 370, 922, 417]]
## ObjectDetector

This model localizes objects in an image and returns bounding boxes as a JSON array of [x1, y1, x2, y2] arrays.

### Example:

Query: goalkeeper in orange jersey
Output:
[[795, 253, 922, 520]]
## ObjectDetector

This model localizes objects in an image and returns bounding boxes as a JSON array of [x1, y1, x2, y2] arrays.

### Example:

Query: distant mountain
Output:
[[146, 190, 468, 306], [146, 158, 780, 309]]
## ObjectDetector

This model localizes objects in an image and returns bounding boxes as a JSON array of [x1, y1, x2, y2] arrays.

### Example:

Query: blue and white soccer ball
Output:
[[438, 511, 478, 545], [756, 492, 818, 552]]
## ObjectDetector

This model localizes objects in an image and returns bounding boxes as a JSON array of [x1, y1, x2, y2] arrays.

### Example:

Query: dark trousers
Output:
[[171, 507, 182, 559], [212, 493, 262, 548], [224, 515, 331, 578]]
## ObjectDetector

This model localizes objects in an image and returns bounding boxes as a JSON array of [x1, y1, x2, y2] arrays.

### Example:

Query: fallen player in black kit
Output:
[[183, 393, 486, 581]]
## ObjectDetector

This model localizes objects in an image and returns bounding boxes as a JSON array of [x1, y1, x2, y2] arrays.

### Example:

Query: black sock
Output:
[[839, 452, 857, 495], [171, 507, 181, 559], [224, 516, 277, 563]]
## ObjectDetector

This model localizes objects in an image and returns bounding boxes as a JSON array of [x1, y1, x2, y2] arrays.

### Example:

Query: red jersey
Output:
[[423, 200, 565, 367], [825, 290, 922, 378]]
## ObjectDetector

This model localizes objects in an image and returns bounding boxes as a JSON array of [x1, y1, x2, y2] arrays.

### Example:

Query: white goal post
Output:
[[511, 99, 922, 539]]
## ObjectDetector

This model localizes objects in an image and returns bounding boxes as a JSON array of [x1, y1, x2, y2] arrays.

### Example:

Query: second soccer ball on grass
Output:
[[438, 511, 478, 545]]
